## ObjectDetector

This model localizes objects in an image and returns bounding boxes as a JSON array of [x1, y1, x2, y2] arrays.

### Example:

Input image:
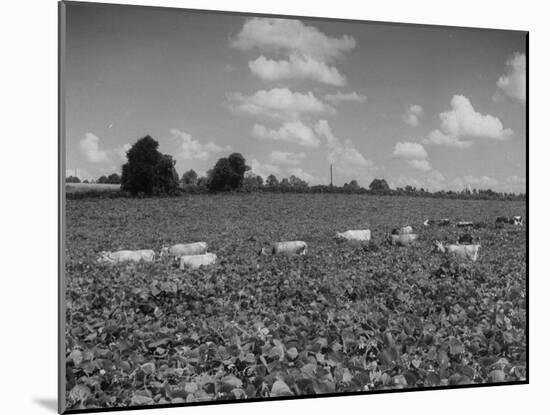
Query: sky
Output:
[[63, 2, 527, 193]]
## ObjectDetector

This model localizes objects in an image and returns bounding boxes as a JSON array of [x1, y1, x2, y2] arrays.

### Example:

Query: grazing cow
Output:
[[496, 216, 524, 226], [457, 233, 474, 244], [160, 242, 208, 257], [424, 218, 451, 227], [179, 253, 217, 270], [434, 241, 480, 262], [456, 221, 474, 228], [97, 249, 156, 264], [260, 241, 308, 256], [386, 233, 418, 246], [336, 229, 371, 242], [391, 225, 413, 235]]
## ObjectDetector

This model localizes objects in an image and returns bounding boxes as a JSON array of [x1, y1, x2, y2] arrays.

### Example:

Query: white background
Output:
[[1, 0, 544, 413]]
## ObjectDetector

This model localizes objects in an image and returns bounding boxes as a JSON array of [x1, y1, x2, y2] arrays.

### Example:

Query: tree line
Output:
[[66, 135, 525, 201]]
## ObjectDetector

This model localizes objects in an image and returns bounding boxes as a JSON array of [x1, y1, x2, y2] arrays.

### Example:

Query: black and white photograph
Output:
[[59, 1, 527, 412]]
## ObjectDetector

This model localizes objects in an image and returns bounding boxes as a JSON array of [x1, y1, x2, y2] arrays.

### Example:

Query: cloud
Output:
[[288, 167, 323, 184], [423, 95, 513, 148], [113, 143, 131, 162], [497, 52, 526, 103], [408, 159, 432, 172], [231, 18, 355, 62], [314, 120, 374, 178], [269, 150, 306, 165], [324, 91, 367, 105], [228, 88, 331, 120], [392, 142, 428, 160], [170, 128, 230, 161], [79, 133, 109, 163], [393, 141, 431, 171], [249, 158, 281, 178], [251, 121, 321, 147], [249, 55, 346, 86], [402, 104, 423, 126]]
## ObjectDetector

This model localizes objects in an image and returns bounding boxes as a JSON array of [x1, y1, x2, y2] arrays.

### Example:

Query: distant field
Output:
[[65, 194, 526, 409], [66, 183, 121, 193]]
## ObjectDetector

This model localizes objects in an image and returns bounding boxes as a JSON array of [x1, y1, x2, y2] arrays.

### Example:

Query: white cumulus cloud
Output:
[[324, 91, 367, 105], [249, 54, 346, 86], [249, 158, 281, 178], [423, 95, 513, 148], [231, 18, 355, 62], [269, 150, 306, 165], [251, 121, 321, 147], [229, 88, 331, 120], [497, 52, 526, 103], [79, 133, 109, 163], [170, 129, 230, 161], [393, 142, 428, 160], [402, 105, 423, 126], [314, 120, 374, 175], [393, 141, 431, 171]]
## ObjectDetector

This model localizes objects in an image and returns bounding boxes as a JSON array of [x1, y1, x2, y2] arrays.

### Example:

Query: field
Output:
[[64, 194, 527, 410], [66, 183, 121, 194]]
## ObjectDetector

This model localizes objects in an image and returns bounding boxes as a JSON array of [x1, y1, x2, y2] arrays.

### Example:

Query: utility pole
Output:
[[330, 164, 333, 187]]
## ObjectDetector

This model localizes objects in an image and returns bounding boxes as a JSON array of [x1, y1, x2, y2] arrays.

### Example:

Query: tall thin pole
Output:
[[330, 164, 333, 187]]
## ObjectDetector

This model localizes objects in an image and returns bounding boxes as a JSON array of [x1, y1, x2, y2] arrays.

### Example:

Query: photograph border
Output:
[[58, 1, 529, 413]]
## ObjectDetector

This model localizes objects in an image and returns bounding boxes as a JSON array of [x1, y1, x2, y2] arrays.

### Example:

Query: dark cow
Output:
[[423, 218, 451, 227]]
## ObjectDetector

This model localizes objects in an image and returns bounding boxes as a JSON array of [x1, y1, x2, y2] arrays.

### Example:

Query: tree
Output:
[[242, 172, 263, 192], [97, 175, 109, 184], [121, 135, 179, 196], [181, 169, 198, 186], [207, 153, 250, 192], [266, 174, 279, 187], [107, 173, 121, 184], [66, 176, 80, 183], [368, 178, 391, 194], [153, 155, 179, 195], [289, 175, 308, 189]]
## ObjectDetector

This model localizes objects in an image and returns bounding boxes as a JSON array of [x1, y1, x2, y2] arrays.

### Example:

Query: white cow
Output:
[[260, 241, 308, 256], [434, 241, 481, 262], [387, 233, 418, 246], [97, 249, 156, 264], [160, 242, 208, 257], [179, 253, 217, 270], [336, 229, 371, 242]]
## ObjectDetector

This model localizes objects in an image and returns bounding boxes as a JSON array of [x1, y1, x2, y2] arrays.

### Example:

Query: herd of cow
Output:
[[96, 215, 524, 269]]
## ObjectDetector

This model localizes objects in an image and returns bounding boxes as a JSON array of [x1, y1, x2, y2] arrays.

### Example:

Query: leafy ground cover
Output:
[[65, 194, 526, 410]]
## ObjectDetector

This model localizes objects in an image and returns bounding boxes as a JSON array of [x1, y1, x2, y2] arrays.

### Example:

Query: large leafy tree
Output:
[[368, 178, 391, 194], [207, 153, 250, 192], [121, 135, 179, 196]]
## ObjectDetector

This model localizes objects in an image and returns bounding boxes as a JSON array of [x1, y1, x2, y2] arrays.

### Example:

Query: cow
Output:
[[386, 233, 418, 246], [496, 216, 524, 226], [456, 221, 474, 228], [97, 249, 156, 264], [434, 241, 480, 262], [160, 242, 208, 257], [336, 229, 371, 242], [179, 253, 217, 270], [260, 241, 308, 256], [391, 225, 413, 235], [424, 218, 451, 227]]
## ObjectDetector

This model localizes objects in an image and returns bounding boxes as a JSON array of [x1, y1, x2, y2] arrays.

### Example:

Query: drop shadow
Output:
[[34, 398, 57, 413]]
